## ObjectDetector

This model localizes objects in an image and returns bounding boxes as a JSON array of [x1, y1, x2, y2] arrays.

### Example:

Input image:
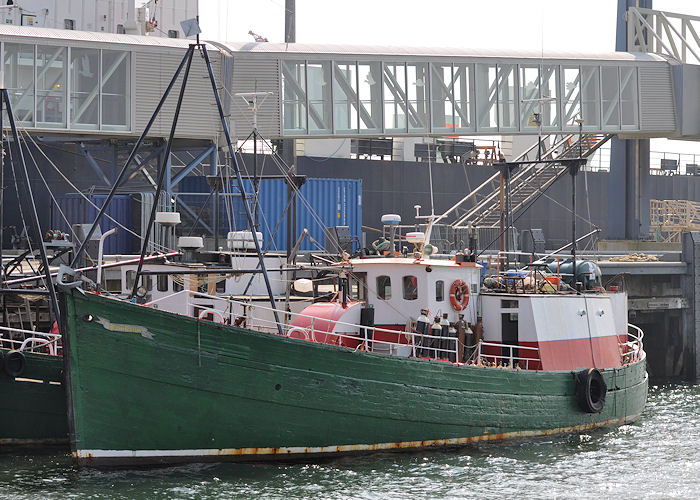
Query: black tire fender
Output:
[[574, 368, 607, 413], [4, 350, 27, 378]]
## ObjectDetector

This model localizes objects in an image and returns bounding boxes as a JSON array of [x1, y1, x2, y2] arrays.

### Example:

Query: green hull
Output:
[[0, 350, 68, 448], [63, 291, 648, 466]]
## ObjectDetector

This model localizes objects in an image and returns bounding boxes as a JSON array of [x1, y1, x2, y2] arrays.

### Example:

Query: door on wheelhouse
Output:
[[501, 312, 519, 366]]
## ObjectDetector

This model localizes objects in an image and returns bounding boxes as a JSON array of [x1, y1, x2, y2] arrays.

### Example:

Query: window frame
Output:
[[376, 275, 392, 300]]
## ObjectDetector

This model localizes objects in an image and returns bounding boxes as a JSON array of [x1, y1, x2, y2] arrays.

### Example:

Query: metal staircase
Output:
[[450, 133, 612, 228]]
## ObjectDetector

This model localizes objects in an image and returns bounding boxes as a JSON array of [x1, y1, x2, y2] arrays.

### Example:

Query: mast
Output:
[[0, 85, 5, 326], [71, 47, 194, 269], [2, 89, 61, 327], [131, 46, 195, 298], [572, 117, 584, 291], [202, 45, 284, 336]]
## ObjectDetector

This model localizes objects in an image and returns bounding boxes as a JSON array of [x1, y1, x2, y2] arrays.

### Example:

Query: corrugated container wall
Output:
[[254, 177, 362, 252], [177, 177, 362, 252], [51, 194, 134, 255]]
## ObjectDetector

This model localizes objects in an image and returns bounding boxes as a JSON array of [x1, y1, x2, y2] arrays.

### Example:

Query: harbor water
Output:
[[1, 384, 697, 499]]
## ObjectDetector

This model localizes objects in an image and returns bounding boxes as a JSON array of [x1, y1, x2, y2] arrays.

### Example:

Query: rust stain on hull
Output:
[[75, 414, 642, 465]]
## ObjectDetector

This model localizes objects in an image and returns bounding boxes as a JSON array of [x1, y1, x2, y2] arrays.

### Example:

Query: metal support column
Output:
[[610, 0, 652, 240]]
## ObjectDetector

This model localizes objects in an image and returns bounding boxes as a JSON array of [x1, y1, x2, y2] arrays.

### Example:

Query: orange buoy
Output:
[[449, 280, 470, 311]]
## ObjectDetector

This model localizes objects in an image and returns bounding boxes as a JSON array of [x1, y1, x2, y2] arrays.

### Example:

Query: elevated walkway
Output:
[[0, 7, 695, 142]]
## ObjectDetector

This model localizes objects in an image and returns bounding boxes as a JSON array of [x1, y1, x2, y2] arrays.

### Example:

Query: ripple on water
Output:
[[0, 384, 698, 499]]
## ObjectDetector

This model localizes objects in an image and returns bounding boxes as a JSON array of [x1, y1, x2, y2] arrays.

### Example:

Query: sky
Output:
[[196, 0, 700, 155], [197, 0, 699, 51]]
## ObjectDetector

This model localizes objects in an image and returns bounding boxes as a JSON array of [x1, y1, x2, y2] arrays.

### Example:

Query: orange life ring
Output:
[[449, 280, 470, 311]]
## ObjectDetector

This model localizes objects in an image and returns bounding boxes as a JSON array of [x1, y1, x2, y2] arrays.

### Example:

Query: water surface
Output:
[[2, 384, 697, 499]]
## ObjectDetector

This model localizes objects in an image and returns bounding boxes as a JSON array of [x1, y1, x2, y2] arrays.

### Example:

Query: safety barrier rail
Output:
[[621, 323, 645, 365], [0, 326, 61, 356], [467, 340, 541, 370], [146, 289, 465, 362], [144, 289, 548, 369]]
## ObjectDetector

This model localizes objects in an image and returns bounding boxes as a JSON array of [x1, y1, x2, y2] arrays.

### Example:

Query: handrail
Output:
[[138, 289, 545, 369], [142, 289, 464, 361], [468, 340, 541, 370], [19, 337, 56, 356], [621, 323, 645, 364], [0, 327, 61, 356]]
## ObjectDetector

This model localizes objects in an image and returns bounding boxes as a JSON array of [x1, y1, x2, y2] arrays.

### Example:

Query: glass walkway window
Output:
[[101, 50, 130, 131], [36, 45, 67, 128], [358, 62, 382, 134], [282, 60, 307, 134], [541, 65, 559, 130], [601, 66, 621, 130], [562, 66, 580, 126], [384, 63, 407, 133], [4, 43, 35, 126], [70, 47, 100, 129], [333, 62, 358, 134], [3, 42, 130, 131], [581, 66, 600, 130], [307, 61, 332, 134], [406, 63, 428, 133], [497, 64, 518, 132], [279, 57, 641, 136], [520, 65, 539, 130], [476, 63, 498, 132], [620, 67, 639, 130]]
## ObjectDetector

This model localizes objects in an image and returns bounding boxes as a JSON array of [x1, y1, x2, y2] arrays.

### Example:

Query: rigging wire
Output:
[[18, 129, 78, 254], [22, 132, 173, 254], [4, 124, 48, 291]]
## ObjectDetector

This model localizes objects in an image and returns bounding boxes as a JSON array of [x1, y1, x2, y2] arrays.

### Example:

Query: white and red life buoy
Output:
[[449, 280, 470, 311]]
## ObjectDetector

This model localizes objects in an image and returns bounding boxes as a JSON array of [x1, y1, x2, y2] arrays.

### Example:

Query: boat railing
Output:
[[467, 340, 541, 370], [142, 289, 544, 368], [0, 325, 61, 356], [145, 289, 464, 362], [621, 323, 645, 364]]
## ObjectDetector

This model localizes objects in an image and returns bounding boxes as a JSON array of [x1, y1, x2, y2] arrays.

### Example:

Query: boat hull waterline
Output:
[[62, 291, 648, 466]]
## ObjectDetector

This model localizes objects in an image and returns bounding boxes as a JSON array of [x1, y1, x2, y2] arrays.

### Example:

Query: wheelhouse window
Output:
[[350, 272, 367, 301], [403, 275, 418, 300], [435, 280, 444, 301], [126, 270, 135, 290], [501, 299, 519, 309], [376, 275, 391, 300], [157, 274, 169, 292]]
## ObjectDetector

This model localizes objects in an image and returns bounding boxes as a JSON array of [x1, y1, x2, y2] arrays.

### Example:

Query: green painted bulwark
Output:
[[0, 351, 68, 447], [64, 291, 648, 465]]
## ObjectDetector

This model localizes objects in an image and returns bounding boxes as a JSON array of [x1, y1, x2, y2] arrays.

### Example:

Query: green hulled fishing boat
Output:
[[0, 349, 67, 447], [61, 276, 647, 466], [56, 40, 646, 466]]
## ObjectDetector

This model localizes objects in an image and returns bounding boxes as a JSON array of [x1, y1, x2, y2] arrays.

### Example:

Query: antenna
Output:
[[180, 17, 201, 39]]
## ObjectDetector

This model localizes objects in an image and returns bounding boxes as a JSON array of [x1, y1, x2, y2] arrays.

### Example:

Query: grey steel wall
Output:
[[298, 156, 700, 249]]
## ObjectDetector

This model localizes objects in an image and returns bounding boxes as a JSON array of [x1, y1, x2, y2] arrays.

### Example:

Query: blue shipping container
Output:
[[176, 176, 362, 252], [256, 177, 362, 252], [51, 194, 134, 255]]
